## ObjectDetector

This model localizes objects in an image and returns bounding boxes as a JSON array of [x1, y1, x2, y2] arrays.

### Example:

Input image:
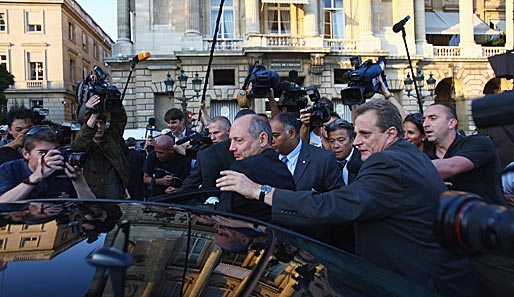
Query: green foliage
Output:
[[0, 64, 14, 123]]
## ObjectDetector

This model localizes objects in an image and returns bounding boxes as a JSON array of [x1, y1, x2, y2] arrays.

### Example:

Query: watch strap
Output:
[[22, 177, 40, 186]]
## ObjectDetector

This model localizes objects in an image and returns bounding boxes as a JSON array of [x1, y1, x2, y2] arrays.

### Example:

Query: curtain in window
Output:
[[268, 9, 278, 34], [280, 10, 291, 34]]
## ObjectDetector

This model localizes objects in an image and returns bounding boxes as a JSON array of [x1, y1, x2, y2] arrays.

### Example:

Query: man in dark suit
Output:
[[270, 113, 342, 192], [325, 119, 363, 186], [217, 99, 479, 297], [217, 114, 295, 222]]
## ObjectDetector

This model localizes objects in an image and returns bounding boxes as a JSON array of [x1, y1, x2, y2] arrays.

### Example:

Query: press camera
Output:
[[281, 82, 330, 126], [340, 56, 387, 105], [76, 66, 122, 115]]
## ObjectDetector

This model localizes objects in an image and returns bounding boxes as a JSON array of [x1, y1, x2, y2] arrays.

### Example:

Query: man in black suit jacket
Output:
[[217, 114, 295, 222], [217, 99, 478, 297], [270, 113, 342, 192]]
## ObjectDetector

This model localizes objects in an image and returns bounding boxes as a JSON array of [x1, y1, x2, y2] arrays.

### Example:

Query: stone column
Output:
[[359, 0, 380, 50], [245, 0, 260, 35], [459, 0, 481, 56], [304, 0, 318, 36], [185, 0, 201, 36], [506, 0, 513, 50], [413, 0, 432, 56], [114, 0, 132, 56]]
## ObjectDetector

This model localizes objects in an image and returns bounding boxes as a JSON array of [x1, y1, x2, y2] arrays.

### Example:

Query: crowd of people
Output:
[[0, 78, 513, 296]]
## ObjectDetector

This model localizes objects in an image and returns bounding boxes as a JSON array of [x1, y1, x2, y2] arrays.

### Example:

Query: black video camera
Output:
[[77, 66, 122, 115], [340, 56, 387, 105], [435, 191, 514, 258], [176, 128, 213, 158], [280, 81, 320, 111], [245, 62, 281, 99]]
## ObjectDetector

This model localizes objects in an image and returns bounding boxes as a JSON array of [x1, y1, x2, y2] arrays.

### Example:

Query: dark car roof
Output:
[[0, 198, 438, 297]]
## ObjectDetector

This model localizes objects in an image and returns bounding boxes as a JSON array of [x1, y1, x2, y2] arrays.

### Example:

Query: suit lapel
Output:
[[293, 142, 310, 183]]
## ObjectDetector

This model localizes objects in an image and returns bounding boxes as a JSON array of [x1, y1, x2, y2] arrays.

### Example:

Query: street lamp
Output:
[[163, 69, 203, 116], [404, 71, 437, 101]]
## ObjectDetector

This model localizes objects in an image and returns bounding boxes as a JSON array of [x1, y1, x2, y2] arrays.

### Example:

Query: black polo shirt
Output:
[[427, 134, 506, 206], [142, 151, 191, 196]]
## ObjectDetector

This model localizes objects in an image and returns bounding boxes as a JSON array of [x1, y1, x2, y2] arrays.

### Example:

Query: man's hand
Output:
[[174, 142, 189, 156], [165, 186, 177, 194], [299, 108, 312, 126], [4, 127, 30, 149], [160, 175, 175, 187], [216, 170, 261, 200], [64, 163, 83, 180], [86, 95, 101, 111], [30, 149, 65, 182]]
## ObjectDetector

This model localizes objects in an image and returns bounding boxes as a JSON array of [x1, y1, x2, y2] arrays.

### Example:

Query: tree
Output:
[[0, 64, 14, 123]]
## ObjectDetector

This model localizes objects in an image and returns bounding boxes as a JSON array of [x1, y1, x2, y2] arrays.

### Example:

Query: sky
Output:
[[76, 0, 117, 41]]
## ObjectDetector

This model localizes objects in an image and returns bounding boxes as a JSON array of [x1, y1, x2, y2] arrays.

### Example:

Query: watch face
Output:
[[261, 185, 271, 193]]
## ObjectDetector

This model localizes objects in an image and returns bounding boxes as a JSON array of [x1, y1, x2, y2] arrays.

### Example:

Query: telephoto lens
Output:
[[435, 191, 514, 258]]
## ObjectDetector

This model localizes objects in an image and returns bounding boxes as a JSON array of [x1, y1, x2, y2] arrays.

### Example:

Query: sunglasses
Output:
[[22, 125, 53, 147]]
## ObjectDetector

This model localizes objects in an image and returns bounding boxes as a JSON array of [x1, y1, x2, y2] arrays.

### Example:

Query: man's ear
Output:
[[288, 127, 296, 139], [22, 148, 30, 161], [259, 132, 269, 147], [448, 118, 458, 130], [386, 127, 398, 143]]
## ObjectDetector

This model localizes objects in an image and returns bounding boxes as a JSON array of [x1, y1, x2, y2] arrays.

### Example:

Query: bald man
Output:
[[143, 134, 191, 196]]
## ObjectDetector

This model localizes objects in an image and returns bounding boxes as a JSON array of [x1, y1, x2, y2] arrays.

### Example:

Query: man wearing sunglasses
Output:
[[0, 126, 95, 202]]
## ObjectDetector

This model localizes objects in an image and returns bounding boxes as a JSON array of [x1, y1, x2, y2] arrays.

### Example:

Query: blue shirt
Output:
[[0, 159, 76, 199], [279, 140, 302, 176]]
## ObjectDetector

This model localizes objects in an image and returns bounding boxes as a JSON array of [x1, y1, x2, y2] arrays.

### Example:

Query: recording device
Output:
[[340, 56, 387, 105], [76, 66, 122, 117], [32, 107, 50, 125], [434, 191, 514, 258], [241, 62, 281, 99], [392, 15, 411, 33], [472, 90, 514, 128], [176, 128, 213, 158], [0, 125, 7, 136], [145, 117, 156, 138], [51, 146, 88, 176], [281, 84, 331, 127]]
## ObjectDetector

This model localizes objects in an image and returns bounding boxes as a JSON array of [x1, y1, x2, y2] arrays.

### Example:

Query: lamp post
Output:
[[163, 69, 202, 116], [404, 71, 437, 102]]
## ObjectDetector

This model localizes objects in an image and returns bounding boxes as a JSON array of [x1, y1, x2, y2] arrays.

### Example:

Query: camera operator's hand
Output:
[[30, 149, 65, 182], [174, 142, 188, 156], [86, 95, 101, 111], [165, 186, 177, 194], [64, 163, 83, 181], [299, 108, 312, 126], [4, 126, 30, 149], [159, 175, 175, 187]]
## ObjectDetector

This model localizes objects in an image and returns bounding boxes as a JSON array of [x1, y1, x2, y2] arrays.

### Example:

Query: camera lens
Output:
[[435, 192, 514, 257]]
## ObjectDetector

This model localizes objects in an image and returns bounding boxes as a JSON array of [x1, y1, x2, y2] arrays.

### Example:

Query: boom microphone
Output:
[[131, 52, 151, 64], [392, 15, 411, 33]]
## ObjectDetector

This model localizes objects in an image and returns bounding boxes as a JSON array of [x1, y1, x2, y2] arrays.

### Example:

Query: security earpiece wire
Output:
[[179, 3, 226, 295]]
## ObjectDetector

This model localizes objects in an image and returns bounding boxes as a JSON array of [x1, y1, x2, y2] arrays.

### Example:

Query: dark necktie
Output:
[[281, 156, 289, 166], [338, 160, 348, 186]]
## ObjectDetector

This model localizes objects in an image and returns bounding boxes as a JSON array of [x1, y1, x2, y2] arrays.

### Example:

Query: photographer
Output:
[[70, 95, 129, 199], [0, 108, 35, 165], [0, 126, 95, 202]]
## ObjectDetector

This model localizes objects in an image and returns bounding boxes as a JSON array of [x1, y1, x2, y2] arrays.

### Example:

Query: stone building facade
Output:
[[0, 0, 112, 124], [108, 0, 513, 133]]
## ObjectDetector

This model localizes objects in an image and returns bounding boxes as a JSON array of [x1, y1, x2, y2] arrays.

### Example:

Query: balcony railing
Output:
[[482, 47, 508, 57], [433, 46, 461, 57], [324, 39, 359, 51], [8, 81, 69, 90], [265, 35, 305, 47], [204, 38, 244, 51]]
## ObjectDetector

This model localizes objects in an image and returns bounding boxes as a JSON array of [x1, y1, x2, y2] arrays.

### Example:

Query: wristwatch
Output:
[[21, 177, 40, 186], [259, 185, 272, 202]]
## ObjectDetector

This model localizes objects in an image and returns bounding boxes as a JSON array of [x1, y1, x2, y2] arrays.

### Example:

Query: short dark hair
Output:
[[271, 112, 300, 135], [235, 108, 256, 120], [320, 97, 334, 111], [23, 126, 58, 152], [164, 108, 185, 122], [211, 116, 231, 128], [431, 103, 458, 121], [355, 99, 404, 138], [247, 115, 272, 145], [6, 108, 35, 127], [325, 119, 355, 139]]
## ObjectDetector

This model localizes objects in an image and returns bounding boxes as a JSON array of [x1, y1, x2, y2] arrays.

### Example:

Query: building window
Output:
[[93, 43, 98, 58], [31, 100, 43, 108], [210, 0, 235, 38], [29, 62, 44, 80], [26, 11, 43, 32], [68, 22, 74, 40], [266, 4, 291, 34], [70, 59, 75, 83], [20, 236, 39, 248], [0, 54, 7, 68], [324, 0, 344, 39], [82, 32, 88, 51], [213, 69, 235, 86], [0, 12, 6, 32], [0, 238, 5, 249]]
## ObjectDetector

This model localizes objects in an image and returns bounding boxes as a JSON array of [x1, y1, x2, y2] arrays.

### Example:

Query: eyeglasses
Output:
[[22, 125, 53, 147]]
